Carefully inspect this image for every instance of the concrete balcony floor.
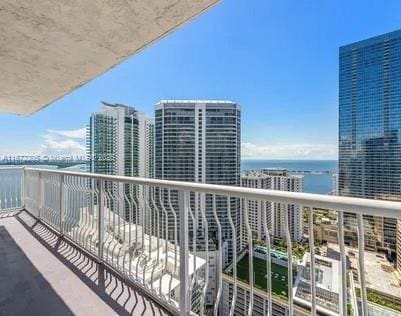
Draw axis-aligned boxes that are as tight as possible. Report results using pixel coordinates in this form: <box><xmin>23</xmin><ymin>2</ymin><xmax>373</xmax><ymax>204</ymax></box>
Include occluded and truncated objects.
<box><xmin>0</xmin><ymin>210</ymin><xmax>170</xmax><ymax>316</ymax></box>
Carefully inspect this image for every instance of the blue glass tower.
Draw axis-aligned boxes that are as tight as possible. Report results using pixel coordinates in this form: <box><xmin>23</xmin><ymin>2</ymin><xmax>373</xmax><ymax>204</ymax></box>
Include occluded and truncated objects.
<box><xmin>339</xmin><ymin>30</ymin><xmax>401</xmax><ymax>253</ymax></box>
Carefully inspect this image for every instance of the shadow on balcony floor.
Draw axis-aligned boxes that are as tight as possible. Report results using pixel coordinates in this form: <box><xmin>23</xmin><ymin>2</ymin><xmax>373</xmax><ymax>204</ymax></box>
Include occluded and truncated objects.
<box><xmin>0</xmin><ymin>211</ymin><xmax>170</xmax><ymax>316</ymax></box>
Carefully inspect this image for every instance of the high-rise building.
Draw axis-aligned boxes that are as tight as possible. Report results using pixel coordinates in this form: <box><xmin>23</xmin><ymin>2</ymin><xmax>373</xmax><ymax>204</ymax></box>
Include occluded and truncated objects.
<box><xmin>240</xmin><ymin>169</ymin><xmax>304</xmax><ymax>247</ymax></box>
<box><xmin>88</xmin><ymin>101</ymin><xmax>154</xmax><ymax>178</ymax></box>
<box><xmin>155</xmin><ymin>100</ymin><xmax>241</xmax><ymax>247</ymax></box>
<box><xmin>155</xmin><ymin>100</ymin><xmax>241</xmax><ymax>309</ymax></box>
<box><xmin>339</xmin><ymin>29</ymin><xmax>401</xmax><ymax>254</ymax></box>
<box><xmin>87</xmin><ymin>102</ymin><xmax>154</xmax><ymax>219</ymax></box>
<box><xmin>331</xmin><ymin>173</ymin><xmax>339</xmax><ymax>196</ymax></box>
<box><xmin>155</xmin><ymin>99</ymin><xmax>241</xmax><ymax>255</ymax></box>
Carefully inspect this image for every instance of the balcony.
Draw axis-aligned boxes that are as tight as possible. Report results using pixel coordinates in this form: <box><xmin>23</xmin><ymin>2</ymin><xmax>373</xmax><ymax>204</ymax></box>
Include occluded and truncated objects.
<box><xmin>1</xmin><ymin>167</ymin><xmax>401</xmax><ymax>315</ymax></box>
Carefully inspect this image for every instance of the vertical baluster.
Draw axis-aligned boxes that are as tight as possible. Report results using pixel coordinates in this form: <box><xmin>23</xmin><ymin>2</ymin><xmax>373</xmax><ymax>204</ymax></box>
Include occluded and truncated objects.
<box><xmin>5</xmin><ymin>170</ymin><xmax>9</xmax><ymax>209</ymax></box>
<box><xmin>262</xmin><ymin>200</ymin><xmax>272</xmax><ymax>316</ymax></box>
<box><xmin>64</xmin><ymin>176</ymin><xmax>72</xmax><ymax>236</ymax></box>
<box><xmin>167</xmin><ymin>189</ymin><xmax>178</xmax><ymax>302</ymax></box>
<box><xmin>227</xmin><ymin>196</ymin><xmax>237</xmax><ymax>316</ymax></box>
<box><xmin>308</xmin><ymin>207</ymin><xmax>316</xmax><ymax>315</ymax></box>
<box><xmin>199</xmin><ymin>191</ymin><xmax>209</xmax><ymax>315</ymax></box>
<box><xmin>338</xmin><ymin>211</ymin><xmax>348</xmax><ymax>316</ymax></box>
<box><xmin>59</xmin><ymin>174</ymin><xmax>65</xmax><ymax>235</ymax></box>
<box><xmin>187</xmin><ymin>196</ymin><xmax>195</xmax><ymax>306</ymax></box>
<box><xmin>283</xmin><ymin>203</ymin><xmax>293</xmax><ymax>315</ymax></box>
<box><xmin>357</xmin><ymin>214</ymin><xmax>368</xmax><ymax>316</ymax></box>
<box><xmin>159</xmin><ymin>187</ymin><xmax>169</xmax><ymax>298</ymax></box>
<box><xmin>150</xmin><ymin>186</ymin><xmax>161</xmax><ymax>292</ymax></box>
<box><xmin>212</xmin><ymin>194</ymin><xmax>222</xmax><ymax>316</ymax></box>
<box><xmin>128</xmin><ymin>183</ymin><xmax>134</xmax><ymax>276</ymax></box>
<box><xmin>14</xmin><ymin>170</ymin><xmax>18</xmax><ymax>208</ymax></box>
<box><xmin>131</xmin><ymin>184</ymin><xmax>139</xmax><ymax>279</ymax></box>
<box><xmin>179</xmin><ymin>190</ymin><xmax>190</xmax><ymax>315</ymax></box>
<box><xmin>243</xmin><ymin>198</ymin><xmax>253</xmax><ymax>316</ymax></box>
<box><xmin>142</xmin><ymin>185</ymin><xmax>153</xmax><ymax>287</ymax></box>
<box><xmin>136</xmin><ymin>184</ymin><xmax>145</xmax><ymax>281</ymax></box>
<box><xmin>21</xmin><ymin>167</ymin><xmax>25</xmax><ymax>210</ymax></box>
<box><xmin>98</xmin><ymin>179</ymin><xmax>105</xmax><ymax>261</ymax></box>
<box><xmin>38</xmin><ymin>171</ymin><xmax>43</xmax><ymax>219</ymax></box>
<box><xmin>82</xmin><ymin>177</ymin><xmax>91</xmax><ymax>249</ymax></box>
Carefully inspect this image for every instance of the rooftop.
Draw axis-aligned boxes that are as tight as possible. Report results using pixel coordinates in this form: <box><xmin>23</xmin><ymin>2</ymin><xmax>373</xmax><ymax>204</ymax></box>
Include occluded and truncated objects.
<box><xmin>293</xmin><ymin>253</ymin><xmax>342</xmax><ymax>316</ymax></box>
<box><xmin>226</xmin><ymin>253</ymin><xmax>290</xmax><ymax>300</ymax></box>
<box><xmin>297</xmin><ymin>253</ymin><xmax>340</xmax><ymax>294</ymax></box>
<box><xmin>340</xmin><ymin>28</ymin><xmax>401</xmax><ymax>51</ymax></box>
<box><xmin>329</xmin><ymin>243</ymin><xmax>401</xmax><ymax>298</ymax></box>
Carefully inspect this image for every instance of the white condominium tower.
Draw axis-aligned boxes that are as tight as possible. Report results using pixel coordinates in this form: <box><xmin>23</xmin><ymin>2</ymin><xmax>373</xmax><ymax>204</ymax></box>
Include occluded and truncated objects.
<box><xmin>88</xmin><ymin>101</ymin><xmax>154</xmax><ymax>178</ymax></box>
<box><xmin>155</xmin><ymin>100</ymin><xmax>241</xmax><ymax>259</ymax></box>
<box><xmin>87</xmin><ymin>102</ymin><xmax>154</xmax><ymax>219</ymax></box>
<box><xmin>241</xmin><ymin>169</ymin><xmax>304</xmax><ymax>245</ymax></box>
<box><xmin>332</xmin><ymin>173</ymin><xmax>339</xmax><ymax>196</ymax></box>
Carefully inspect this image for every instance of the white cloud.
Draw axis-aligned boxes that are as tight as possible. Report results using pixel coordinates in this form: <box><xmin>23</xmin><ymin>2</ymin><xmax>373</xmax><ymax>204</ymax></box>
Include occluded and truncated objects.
<box><xmin>0</xmin><ymin>127</ymin><xmax>87</xmax><ymax>159</ymax></box>
<box><xmin>46</xmin><ymin>127</ymin><xmax>86</xmax><ymax>139</ymax></box>
<box><xmin>38</xmin><ymin>127</ymin><xmax>86</xmax><ymax>157</ymax></box>
<box><xmin>242</xmin><ymin>142</ymin><xmax>337</xmax><ymax>160</ymax></box>
<box><xmin>41</xmin><ymin>137</ymin><xmax>85</xmax><ymax>156</ymax></box>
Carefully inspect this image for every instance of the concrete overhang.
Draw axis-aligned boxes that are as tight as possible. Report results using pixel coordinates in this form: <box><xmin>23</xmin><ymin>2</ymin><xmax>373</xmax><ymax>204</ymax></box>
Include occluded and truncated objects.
<box><xmin>0</xmin><ymin>0</ymin><xmax>220</xmax><ymax>115</ymax></box>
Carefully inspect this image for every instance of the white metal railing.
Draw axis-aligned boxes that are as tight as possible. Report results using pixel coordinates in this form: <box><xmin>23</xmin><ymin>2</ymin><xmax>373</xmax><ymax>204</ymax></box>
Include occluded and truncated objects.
<box><xmin>0</xmin><ymin>167</ymin><xmax>23</xmax><ymax>211</ymax></box>
<box><xmin>2</xmin><ymin>166</ymin><xmax>401</xmax><ymax>316</ymax></box>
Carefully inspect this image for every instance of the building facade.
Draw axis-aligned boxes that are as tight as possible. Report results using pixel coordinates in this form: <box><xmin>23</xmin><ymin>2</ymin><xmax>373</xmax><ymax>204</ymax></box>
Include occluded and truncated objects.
<box><xmin>331</xmin><ymin>173</ymin><xmax>339</xmax><ymax>196</ymax></box>
<box><xmin>155</xmin><ymin>100</ymin><xmax>241</xmax><ymax>252</ymax></box>
<box><xmin>220</xmin><ymin>277</ymin><xmax>292</xmax><ymax>316</ymax></box>
<box><xmin>240</xmin><ymin>169</ymin><xmax>304</xmax><ymax>247</ymax></box>
<box><xmin>339</xmin><ymin>30</ymin><xmax>401</xmax><ymax>254</ymax></box>
<box><xmin>88</xmin><ymin>102</ymin><xmax>154</xmax><ymax>178</ymax></box>
<box><xmin>293</xmin><ymin>254</ymin><xmax>342</xmax><ymax>315</ymax></box>
<box><xmin>155</xmin><ymin>100</ymin><xmax>241</xmax><ymax>307</ymax></box>
<box><xmin>87</xmin><ymin>102</ymin><xmax>154</xmax><ymax>219</ymax></box>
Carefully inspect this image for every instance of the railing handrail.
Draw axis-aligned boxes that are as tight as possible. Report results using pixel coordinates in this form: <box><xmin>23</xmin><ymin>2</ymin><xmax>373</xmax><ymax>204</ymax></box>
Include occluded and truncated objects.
<box><xmin>23</xmin><ymin>167</ymin><xmax>401</xmax><ymax>218</ymax></box>
<box><xmin>0</xmin><ymin>166</ymin><xmax>26</xmax><ymax>170</ymax></box>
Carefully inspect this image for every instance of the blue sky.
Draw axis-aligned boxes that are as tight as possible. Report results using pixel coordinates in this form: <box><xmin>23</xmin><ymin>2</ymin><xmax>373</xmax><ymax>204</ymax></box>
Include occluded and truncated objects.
<box><xmin>1</xmin><ymin>0</ymin><xmax>401</xmax><ymax>160</ymax></box>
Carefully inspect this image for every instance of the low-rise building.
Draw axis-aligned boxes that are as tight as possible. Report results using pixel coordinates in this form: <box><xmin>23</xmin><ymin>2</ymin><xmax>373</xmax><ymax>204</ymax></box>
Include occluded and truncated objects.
<box><xmin>293</xmin><ymin>253</ymin><xmax>342</xmax><ymax>316</ymax></box>
<box><xmin>221</xmin><ymin>276</ymin><xmax>294</xmax><ymax>316</ymax></box>
<box><xmin>241</xmin><ymin>169</ymin><xmax>304</xmax><ymax>249</ymax></box>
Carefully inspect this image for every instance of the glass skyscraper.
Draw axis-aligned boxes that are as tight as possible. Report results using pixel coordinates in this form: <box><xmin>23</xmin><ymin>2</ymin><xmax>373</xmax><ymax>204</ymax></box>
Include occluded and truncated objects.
<box><xmin>87</xmin><ymin>102</ymin><xmax>154</xmax><ymax>220</ymax></box>
<box><xmin>339</xmin><ymin>30</ymin><xmax>401</xmax><ymax>253</ymax></box>
<box><xmin>88</xmin><ymin>102</ymin><xmax>154</xmax><ymax>179</ymax></box>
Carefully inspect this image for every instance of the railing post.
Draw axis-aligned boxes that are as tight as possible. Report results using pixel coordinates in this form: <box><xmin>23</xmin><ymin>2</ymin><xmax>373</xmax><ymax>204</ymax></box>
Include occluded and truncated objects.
<box><xmin>357</xmin><ymin>214</ymin><xmax>368</xmax><ymax>316</ymax></box>
<box><xmin>308</xmin><ymin>207</ymin><xmax>316</xmax><ymax>316</ymax></box>
<box><xmin>21</xmin><ymin>167</ymin><xmax>25</xmax><ymax>210</ymax></box>
<box><xmin>38</xmin><ymin>171</ymin><xmax>43</xmax><ymax>219</ymax></box>
<box><xmin>179</xmin><ymin>190</ymin><xmax>190</xmax><ymax>316</ymax></box>
<box><xmin>59</xmin><ymin>174</ymin><xmax>65</xmax><ymax>234</ymax></box>
<box><xmin>98</xmin><ymin>179</ymin><xmax>105</xmax><ymax>261</ymax></box>
<box><xmin>338</xmin><ymin>211</ymin><xmax>348</xmax><ymax>316</ymax></box>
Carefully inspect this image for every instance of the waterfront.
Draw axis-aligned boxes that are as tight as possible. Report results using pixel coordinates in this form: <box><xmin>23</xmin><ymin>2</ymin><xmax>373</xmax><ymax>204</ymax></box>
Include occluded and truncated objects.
<box><xmin>2</xmin><ymin>161</ymin><xmax>336</xmax><ymax>195</ymax></box>
<box><xmin>242</xmin><ymin>160</ymin><xmax>337</xmax><ymax>194</ymax></box>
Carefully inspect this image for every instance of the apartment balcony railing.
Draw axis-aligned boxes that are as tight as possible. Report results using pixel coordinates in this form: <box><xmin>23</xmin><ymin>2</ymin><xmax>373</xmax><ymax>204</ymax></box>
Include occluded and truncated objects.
<box><xmin>1</xmin><ymin>166</ymin><xmax>401</xmax><ymax>316</ymax></box>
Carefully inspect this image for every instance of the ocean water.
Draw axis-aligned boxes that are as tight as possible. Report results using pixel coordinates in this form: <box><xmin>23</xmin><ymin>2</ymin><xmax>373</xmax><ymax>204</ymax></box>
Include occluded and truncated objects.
<box><xmin>1</xmin><ymin>161</ymin><xmax>336</xmax><ymax>201</ymax></box>
<box><xmin>241</xmin><ymin>160</ymin><xmax>338</xmax><ymax>195</ymax></box>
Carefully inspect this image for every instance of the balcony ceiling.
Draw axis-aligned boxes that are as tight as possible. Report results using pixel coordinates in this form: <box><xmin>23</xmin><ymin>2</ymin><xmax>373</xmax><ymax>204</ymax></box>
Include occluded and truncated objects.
<box><xmin>0</xmin><ymin>0</ymin><xmax>219</xmax><ymax>115</ymax></box>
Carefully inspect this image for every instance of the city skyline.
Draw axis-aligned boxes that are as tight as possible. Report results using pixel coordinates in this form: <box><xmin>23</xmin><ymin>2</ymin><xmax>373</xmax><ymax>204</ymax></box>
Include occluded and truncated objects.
<box><xmin>3</xmin><ymin>2</ymin><xmax>401</xmax><ymax>316</ymax></box>
<box><xmin>1</xmin><ymin>1</ymin><xmax>401</xmax><ymax>160</ymax></box>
